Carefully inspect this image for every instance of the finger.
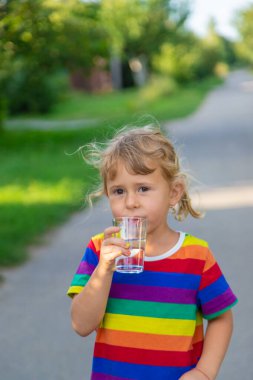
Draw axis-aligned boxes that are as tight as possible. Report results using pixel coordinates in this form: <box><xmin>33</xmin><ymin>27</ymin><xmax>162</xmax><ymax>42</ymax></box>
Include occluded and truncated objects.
<box><xmin>102</xmin><ymin>244</ymin><xmax>130</xmax><ymax>256</ymax></box>
<box><xmin>102</xmin><ymin>237</ymin><xmax>129</xmax><ymax>249</ymax></box>
<box><xmin>104</xmin><ymin>249</ymin><xmax>130</xmax><ymax>262</ymax></box>
<box><xmin>103</xmin><ymin>226</ymin><xmax>120</xmax><ymax>239</ymax></box>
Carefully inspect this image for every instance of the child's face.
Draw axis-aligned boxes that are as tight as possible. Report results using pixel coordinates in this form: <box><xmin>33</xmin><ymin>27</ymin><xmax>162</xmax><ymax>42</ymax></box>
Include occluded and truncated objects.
<box><xmin>107</xmin><ymin>160</ymin><xmax>183</xmax><ymax>237</ymax></box>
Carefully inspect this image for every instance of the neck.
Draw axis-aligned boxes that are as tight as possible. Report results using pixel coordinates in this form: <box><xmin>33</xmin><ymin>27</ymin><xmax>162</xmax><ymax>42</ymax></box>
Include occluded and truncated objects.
<box><xmin>146</xmin><ymin>225</ymin><xmax>179</xmax><ymax>257</ymax></box>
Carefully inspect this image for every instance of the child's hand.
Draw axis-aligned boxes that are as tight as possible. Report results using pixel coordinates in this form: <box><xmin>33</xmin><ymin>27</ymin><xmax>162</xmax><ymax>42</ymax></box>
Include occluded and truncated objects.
<box><xmin>99</xmin><ymin>226</ymin><xmax>130</xmax><ymax>273</ymax></box>
<box><xmin>179</xmin><ymin>368</ymin><xmax>211</xmax><ymax>380</ymax></box>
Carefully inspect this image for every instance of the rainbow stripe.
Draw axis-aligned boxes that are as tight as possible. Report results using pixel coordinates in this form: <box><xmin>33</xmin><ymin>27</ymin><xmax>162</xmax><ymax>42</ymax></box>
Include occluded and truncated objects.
<box><xmin>67</xmin><ymin>233</ymin><xmax>237</xmax><ymax>380</ymax></box>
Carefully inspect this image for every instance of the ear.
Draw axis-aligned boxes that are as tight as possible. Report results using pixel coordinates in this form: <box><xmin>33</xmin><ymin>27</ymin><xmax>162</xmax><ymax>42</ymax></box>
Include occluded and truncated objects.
<box><xmin>169</xmin><ymin>179</ymin><xmax>185</xmax><ymax>207</ymax></box>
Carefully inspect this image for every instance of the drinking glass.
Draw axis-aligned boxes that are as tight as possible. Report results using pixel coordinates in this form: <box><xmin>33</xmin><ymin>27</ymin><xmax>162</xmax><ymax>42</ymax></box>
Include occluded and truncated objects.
<box><xmin>113</xmin><ymin>217</ymin><xmax>147</xmax><ymax>274</ymax></box>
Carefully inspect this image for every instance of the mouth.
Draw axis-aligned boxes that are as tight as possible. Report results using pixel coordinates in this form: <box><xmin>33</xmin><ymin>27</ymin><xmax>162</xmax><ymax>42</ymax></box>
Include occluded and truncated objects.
<box><xmin>117</xmin><ymin>215</ymin><xmax>147</xmax><ymax>221</ymax></box>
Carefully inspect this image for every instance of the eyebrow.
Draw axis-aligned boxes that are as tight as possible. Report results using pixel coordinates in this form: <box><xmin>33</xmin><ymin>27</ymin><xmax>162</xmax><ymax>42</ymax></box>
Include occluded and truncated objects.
<box><xmin>108</xmin><ymin>182</ymin><xmax>153</xmax><ymax>190</ymax></box>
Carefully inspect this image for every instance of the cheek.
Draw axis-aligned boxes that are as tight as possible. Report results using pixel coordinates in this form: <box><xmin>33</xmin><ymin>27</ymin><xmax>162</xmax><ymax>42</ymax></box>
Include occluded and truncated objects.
<box><xmin>108</xmin><ymin>198</ymin><xmax>123</xmax><ymax>215</ymax></box>
<box><xmin>147</xmin><ymin>196</ymin><xmax>170</xmax><ymax>216</ymax></box>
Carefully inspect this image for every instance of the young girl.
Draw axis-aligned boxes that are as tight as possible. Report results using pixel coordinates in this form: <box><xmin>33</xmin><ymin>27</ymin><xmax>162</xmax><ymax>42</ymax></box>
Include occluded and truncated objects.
<box><xmin>67</xmin><ymin>125</ymin><xmax>237</xmax><ymax>380</ymax></box>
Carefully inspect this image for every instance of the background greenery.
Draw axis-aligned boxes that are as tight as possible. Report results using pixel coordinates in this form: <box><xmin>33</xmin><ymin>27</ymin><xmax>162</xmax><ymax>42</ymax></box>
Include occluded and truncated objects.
<box><xmin>0</xmin><ymin>0</ymin><xmax>238</xmax><ymax>120</ymax></box>
<box><xmin>0</xmin><ymin>0</ymin><xmax>252</xmax><ymax>267</ymax></box>
<box><xmin>0</xmin><ymin>78</ymin><xmax>221</xmax><ymax>266</ymax></box>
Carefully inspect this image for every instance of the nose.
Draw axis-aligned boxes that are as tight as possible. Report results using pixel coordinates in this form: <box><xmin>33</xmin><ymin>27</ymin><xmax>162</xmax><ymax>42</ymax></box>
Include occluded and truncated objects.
<box><xmin>125</xmin><ymin>192</ymin><xmax>139</xmax><ymax>209</ymax></box>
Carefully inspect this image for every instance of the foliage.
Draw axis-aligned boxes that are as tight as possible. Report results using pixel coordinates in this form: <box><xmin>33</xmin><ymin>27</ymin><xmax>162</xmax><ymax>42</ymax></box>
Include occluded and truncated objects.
<box><xmin>234</xmin><ymin>4</ymin><xmax>253</xmax><ymax>64</ymax></box>
<box><xmin>99</xmin><ymin>0</ymin><xmax>145</xmax><ymax>56</ymax></box>
<box><xmin>138</xmin><ymin>74</ymin><xmax>178</xmax><ymax>104</ymax></box>
<box><xmin>0</xmin><ymin>0</ymin><xmax>239</xmax><ymax>120</ymax></box>
<box><xmin>99</xmin><ymin>0</ymin><xmax>190</xmax><ymax>61</ymax></box>
<box><xmin>153</xmin><ymin>22</ymin><xmax>237</xmax><ymax>83</ymax></box>
<box><xmin>53</xmin><ymin>0</ymin><xmax>108</xmax><ymax>72</ymax></box>
<box><xmin>153</xmin><ymin>37</ymin><xmax>200</xmax><ymax>83</ymax></box>
<box><xmin>0</xmin><ymin>0</ymin><xmax>108</xmax><ymax>115</ymax></box>
<box><xmin>1</xmin><ymin>0</ymin><xmax>61</xmax><ymax>113</ymax></box>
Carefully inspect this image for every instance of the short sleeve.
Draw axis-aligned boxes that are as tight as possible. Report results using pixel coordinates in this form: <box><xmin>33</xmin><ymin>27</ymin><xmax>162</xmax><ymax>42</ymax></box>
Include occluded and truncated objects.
<box><xmin>197</xmin><ymin>248</ymin><xmax>238</xmax><ymax>320</ymax></box>
<box><xmin>67</xmin><ymin>235</ymin><xmax>101</xmax><ymax>298</ymax></box>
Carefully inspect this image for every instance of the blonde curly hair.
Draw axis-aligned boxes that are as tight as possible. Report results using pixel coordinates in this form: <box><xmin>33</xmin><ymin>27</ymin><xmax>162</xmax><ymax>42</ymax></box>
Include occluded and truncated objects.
<box><xmin>82</xmin><ymin>124</ymin><xmax>201</xmax><ymax>221</ymax></box>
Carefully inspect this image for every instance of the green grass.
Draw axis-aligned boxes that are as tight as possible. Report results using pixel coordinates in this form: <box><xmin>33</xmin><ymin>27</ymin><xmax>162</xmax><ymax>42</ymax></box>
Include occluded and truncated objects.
<box><xmin>0</xmin><ymin>127</ymin><xmax>108</xmax><ymax>266</ymax></box>
<box><xmin>0</xmin><ymin>76</ymin><xmax>222</xmax><ymax>267</ymax></box>
<box><xmin>15</xmin><ymin>76</ymin><xmax>221</xmax><ymax>122</ymax></box>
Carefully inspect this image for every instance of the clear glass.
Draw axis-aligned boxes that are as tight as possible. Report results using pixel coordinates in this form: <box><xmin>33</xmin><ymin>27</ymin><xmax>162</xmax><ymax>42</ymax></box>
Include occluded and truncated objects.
<box><xmin>112</xmin><ymin>217</ymin><xmax>147</xmax><ymax>274</ymax></box>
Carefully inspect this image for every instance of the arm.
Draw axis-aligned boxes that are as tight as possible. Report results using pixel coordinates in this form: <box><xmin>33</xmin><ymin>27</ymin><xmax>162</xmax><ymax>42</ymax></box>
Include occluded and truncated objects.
<box><xmin>71</xmin><ymin>264</ymin><xmax>114</xmax><ymax>337</ymax></box>
<box><xmin>70</xmin><ymin>226</ymin><xmax>129</xmax><ymax>337</ymax></box>
<box><xmin>180</xmin><ymin>309</ymin><xmax>234</xmax><ymax>380</ymax></box>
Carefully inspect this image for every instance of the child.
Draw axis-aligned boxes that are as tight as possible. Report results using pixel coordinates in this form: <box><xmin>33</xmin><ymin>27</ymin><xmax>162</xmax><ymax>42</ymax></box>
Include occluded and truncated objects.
<box><xmin>67</xmin><ymin>125</ymin><xmax>237</xmax><ymax>380</ymax></box>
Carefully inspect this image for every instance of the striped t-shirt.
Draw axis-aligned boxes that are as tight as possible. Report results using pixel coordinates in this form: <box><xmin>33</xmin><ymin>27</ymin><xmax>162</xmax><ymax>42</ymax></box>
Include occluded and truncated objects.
<box><xmin>67</xmin><ymin>232</ymin><xmax>237</xmax><ymax>380</ymax></box>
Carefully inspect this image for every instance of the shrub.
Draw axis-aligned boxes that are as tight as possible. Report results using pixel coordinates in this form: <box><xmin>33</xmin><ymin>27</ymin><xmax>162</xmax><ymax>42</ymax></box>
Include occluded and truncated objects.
<box><xmin>139</xmin><ymin>74</ymin><xmax>177</xmax><ymax>102</ymax></box>
<box><xmin>5</xmin><ymin>69</ymin><xmax>69</xmax><ymax>115</ymax></box>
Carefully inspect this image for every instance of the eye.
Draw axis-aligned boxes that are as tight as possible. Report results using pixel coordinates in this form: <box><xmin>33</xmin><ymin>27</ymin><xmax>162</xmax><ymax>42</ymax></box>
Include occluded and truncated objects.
<box><xmin>139</xmin><ymin>186</ymin><xmax>149</xmax><ymax>193</ymax></box>
<box><xmin>113</xmin><ymin>188</ymin><xmax>124</xmax><ymax>195</ymax></box>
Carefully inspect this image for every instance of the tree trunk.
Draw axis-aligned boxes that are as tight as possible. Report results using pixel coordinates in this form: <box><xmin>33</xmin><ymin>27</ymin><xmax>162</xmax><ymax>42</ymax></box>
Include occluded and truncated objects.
<box><xmin>110</xmin><ymin>55</ymin><xmax>122</xmax><ymax>90</ymax></box>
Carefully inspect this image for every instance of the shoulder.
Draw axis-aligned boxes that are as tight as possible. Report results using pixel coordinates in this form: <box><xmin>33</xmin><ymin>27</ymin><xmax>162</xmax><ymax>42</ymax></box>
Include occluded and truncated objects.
<box><xmin>179</xmin><ymin>233</ymin><xmax>211</xmax><ymax>261</ymax></box>
<box><xmin>183</xmin><ymin>233</ymin><xmax>209</xmax><ymax>249</ymax></box>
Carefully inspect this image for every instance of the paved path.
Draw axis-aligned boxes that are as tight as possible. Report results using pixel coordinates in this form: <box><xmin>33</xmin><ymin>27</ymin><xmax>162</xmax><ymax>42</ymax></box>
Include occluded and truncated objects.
<box><xmin>165</xmin><ymin>69</ymin><xmax>253</xmax><ymax>379</ymax></box>
<box><xmin>1</xmin><ymin>70</ymin><xmax>253</xmax><ymax>379</ymax></box>
<box><xmin>5</xmin><ymin>118</ymin><xmax>98</xmax><ymax>131</ymax></box>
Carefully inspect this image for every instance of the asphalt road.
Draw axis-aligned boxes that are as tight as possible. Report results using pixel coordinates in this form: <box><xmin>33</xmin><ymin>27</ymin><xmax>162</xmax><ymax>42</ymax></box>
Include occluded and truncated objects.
<box><xmin>0</xmin><ymin>70</ymin><xmax>252</xmax><ymax>379</ymax></box>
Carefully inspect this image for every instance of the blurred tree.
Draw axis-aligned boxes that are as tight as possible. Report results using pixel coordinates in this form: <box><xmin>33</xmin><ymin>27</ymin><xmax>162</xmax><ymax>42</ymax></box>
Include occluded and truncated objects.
<box><xmin>54</xmin><ymin>0</ymin><xmax>108</xmax><ymax>72</ymax></box>
<box><xmin>0</xmin><ymin>0</ymin><xmax>13</xmax><ymax>127</ymax></box>
<box><xmin>201</xmin><ymin>18</ymin><xmax>237</xmax><ymax>75</ymax></box>
<box><xmin>153</xmin><ymin>17</ymin><xmax>236</xmax><ymax>84</ymax></box>
<box><xmin>0</xmin><ymin>0</ymin><xmax>108</xmax><ymax>115</ymax></box>
<box><xmin>126</xmin><ymin>0</ymin><xmax>190</xmax><ymax>65</ymax></box>
<box><xmin>1</xmin><ymin>0</ymin><xmax>64</xmax><ymax>114</ymax></box>
<box><xmin>0</xmin><ymin>0</ymin><xmax>238</xmax><ymax>120</ymax></box>
<box><xmin>99</xmin><ymin>0</ymin><xmax>145</xmax><ymax>88</ymax></box>
<box><xmin>234</xmin><ymin>4</ymin><xmax>253</xmax><ymax>64</ymax></box>
<box><xmin>152</xmin><ymin>30</ymin><xmax>208</xmax><ymax>83</ymax></box>
<box><xmin>99</xmin><ymin>0</ymin><xmax>190</xmax><ymax>88</ymax></box>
